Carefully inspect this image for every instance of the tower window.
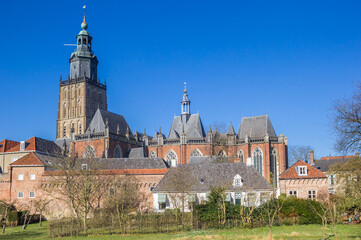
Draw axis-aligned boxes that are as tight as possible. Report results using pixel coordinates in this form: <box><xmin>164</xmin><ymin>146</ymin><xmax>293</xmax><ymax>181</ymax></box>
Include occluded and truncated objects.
<box><xmin>63</xmin><ymin>126</ymin><xmax>66</xmax><ymax>137</ymax></box>
<box><xmin>79</xmin><ymin>124</ymin><xmax>82</xmax><ymax>134</ymax></box>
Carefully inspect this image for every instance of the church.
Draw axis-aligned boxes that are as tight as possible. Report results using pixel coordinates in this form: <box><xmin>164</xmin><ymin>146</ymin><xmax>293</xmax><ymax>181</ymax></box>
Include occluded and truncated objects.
<box><xmin>55</xmin><ymin>14</ymin><xmax>288</xmax><ymax>186</ymax></box>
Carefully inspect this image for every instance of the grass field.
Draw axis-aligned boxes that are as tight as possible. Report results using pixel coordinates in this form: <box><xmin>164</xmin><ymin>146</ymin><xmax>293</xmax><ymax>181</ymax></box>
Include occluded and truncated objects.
<box><xmin>0</xmin><ymin>222</ymin><xmax>360</xmax><ymax>240</ymax></box>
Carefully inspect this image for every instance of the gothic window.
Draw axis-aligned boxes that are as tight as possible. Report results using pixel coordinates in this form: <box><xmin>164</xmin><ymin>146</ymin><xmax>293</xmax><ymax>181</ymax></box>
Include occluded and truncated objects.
<box><xmin>191</xmin><ymin>148</ymin><xmax>202</xmax><ymax>157</ymax></box>
<box><xmin>149</xmin><ymin>151</ymin><xmax>156</xmax><ymax>158</ymax></box>
<box><xmin>78</xmin><ymin>122</ymin><xmax>82</xmax><ymax>134</ymax></box>
<box><xmin>83</xmin><ymin>145</ymin><xmax>96</xmax><ymax>158</ymax></box>
<box><xmin>72</xmin><ymin>107</ymin><xmax>75</xmax><ymax>117</ymax></box>
<box><xmin>237</xmin><ymin>150</ymin><xmax>244</xmax><ymax>162</ymax></box>
<box><xmin>165</xmin><ymin>150</ymin><xmax>178</xmax><ymax>167</ymax></box>
<box><xmin>270</xmin><ymin>148</ymin><xmax>279</xmax><ymax>188</ymax></box>
<box><xmin>63</xmin><ymin>103</ymin><xmax>67</xmax><ymax>118</ymax></box>
<box><xmin>113</xmin><ymin>145</ymin><xmax>122</xmax><ymax>158</ymax></box>
<box><xmin>253</xmin><ymin>148</ymin><xmax>263</xmax><ymax>175</ymax></box>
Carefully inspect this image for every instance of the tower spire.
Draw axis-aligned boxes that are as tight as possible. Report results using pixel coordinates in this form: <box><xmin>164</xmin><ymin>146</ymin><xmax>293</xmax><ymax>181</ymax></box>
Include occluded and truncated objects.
<box><xmin>181</xmin><ymin>83</ymin><xmax>191</xmax><ymax>123</ymax></box>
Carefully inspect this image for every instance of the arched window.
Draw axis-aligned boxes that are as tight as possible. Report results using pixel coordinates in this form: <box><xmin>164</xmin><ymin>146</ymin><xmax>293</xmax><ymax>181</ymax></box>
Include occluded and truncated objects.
<box><xmin>63</xmin><ymin>123</ymin><xmax>66</xmax><ymax>137</ymax></box>
<box><xmin>270</xmin><ymin>148</ymin><xmax>279</xmax><ymax>188</ymax></box>
<box><xmin>237</xmin><ymin>150</ymin><xmax>244</xmax><ymax>162</ymax></box>
<box><xmin>83</xmin><ymin>145</ymin><xmax>96</xmax><ymax>158</ymax></box>
<box><xmin>113</xmin><ymin>145</ymin><xmax>122</xmax><ymax>158</ymax></box>
<box><xmin>165</xmin><ymin>150</ymin><xmax>178</xmax><ymax>167</ymax></box>
<box><xmin>149</xmin><ymin>151</ymin><xmax>156</xmax><ymax>158</ymax></box>
<box><xmin>63</xmin><ymin>103</ymin><xmax>67</xmax><ymax>118</ymax></box>
<box><xmin>191</xmin><ymin>148</ymin><xmax>202</xmax><ymax>157</ymax></box>
<box><xmin>253</xmin><ymin>148</ymin><xmax>263</xmax><ymax>175</ymax></box>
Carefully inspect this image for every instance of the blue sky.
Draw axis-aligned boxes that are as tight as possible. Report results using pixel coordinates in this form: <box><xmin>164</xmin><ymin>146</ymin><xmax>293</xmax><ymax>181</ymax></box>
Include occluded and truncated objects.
<box><xmin>0</xmin><ymin>0</ymin><xmax>360</xmax><ymax>158</ymax></box>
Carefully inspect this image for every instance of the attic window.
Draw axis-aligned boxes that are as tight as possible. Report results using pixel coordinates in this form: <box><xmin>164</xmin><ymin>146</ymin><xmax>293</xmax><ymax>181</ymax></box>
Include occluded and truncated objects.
<box><xmin>233</xmin><ymin>174</ymin><xmax>243</xmax><ymax>187</ymax></box>
<box><xmin>200</xmin><ymin>178</ymin><xmax>204</xmax><ymax>184</ymax></box>
<box><xmin>297</xmin><ymin>166</ymin><xmax>307</xmax><ymax>176</ymax></box>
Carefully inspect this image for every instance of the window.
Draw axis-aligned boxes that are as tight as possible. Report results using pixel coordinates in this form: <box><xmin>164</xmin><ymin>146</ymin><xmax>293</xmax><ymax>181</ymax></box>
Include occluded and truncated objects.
<box><xmin>260</xmin><ymin>193</ymin><xmax>270</xmax><ymax>203</ymax></box>
<box><xmin>18</xmin><ymin>192</ymin><xmax>24</xmax><ymax>198</ymax></box>
<box><xmin>30</xmin><ymin>174</ymin><xmax>36</xmax><ymax>180</ymax></box>
<box><xmin>18</xmin><ymin>174</ymin><xmax>24</xmax><ymax>181</ymax></box>
<box><xmin>233</xmin><ymin>174</ymin><xmax>243</xmax><ymax>187</ymax></box>
<box><xmin>235</xmin><ymin>193</ymin><xmax>242</xmax><ymax>205</ymax></box>
<box><xmin>63</xmin><ymin>125</ymin><xmax>66</xmax><ymax>137</ymax></box>
<box><xmin>11</xmin><ymin>156</ymin><xmax>18</xmax><ymax>163</ymax></box>
<box><xmin>253</xmin><ymin>148</ymin><xmax>263</xmax><ymax>175</ymax></box>
<box><xmin>149</xmin><ymin>151</ymin><xmax>156</xmax><ymax>158</ymax></box>
<box><xmin>83</xmin><ymin>145</ymin><xmax>96</xmax><ymax>158</ymax></box>
<box><xmin>158</xmin><ymin>194</ymin><xmax>166</xmax><ymax>210</ymax></box>
<box><xmin>150</xmin><ymin>186</ymin><xmax>155</xmax><ymax>192</ymax></box>
<box><xmin>109</xmin><ymin>187</ymin><xmax>115</xmax><ymax>196</ymax></box>
<box><xmin>191</xmin><ymin>149</ymin><xmax>202</xmax><ymax>157</ymax></box>
<box><xmin>270</xmin><ymin>148</ymin><xmax>279</xmax><ymax>188</ymax></box>
<box><xmin>308</xmin><ymin>190</ymin><xmax>316</xmax><ymax>200</ymax></box>
<box><xmin>218</xmin><ymin>150</ymin><xmax>226</xmax><ymax>157</ymax></box>
<box><xmin>298</xmin><ymin>166</ymin><xmax>307</xmax><ymax>176</ymax></box>
<box><xmin>29</xmin><ymin>191</ymin><xmax>35</xmax><ymax>198</ymax></box>
<box><xmin>113</xmin><ymin>145</ymin><xmax>122</xmax><ymax>158</ymax></box>
<box><xmin>81</xmin><ymin>164</ymin><xmax>88</xmax><ymax>170</ymax></box>
<box><xmin>329</xmin><ymin>175</ymin><xmax>336</xmax><ymax>186</ymax></box>
<box><xmin>289</xmin><ymin>190</ymin><xmax>297</xmax><ymax>197</ymax></box>
<box><xmin>165</xmin><ymin>150</ymin><xmax>178</xmax><ymax>167</ymax></box>
<box><xmin>237</xmin><ymin>150</ymin><xmax>244</xmax><ymax>162</ymax></box>
<box><xmin>247</xmin><ymin>193</ymin><xmax>256</xmax><ymax>207</ymax></box>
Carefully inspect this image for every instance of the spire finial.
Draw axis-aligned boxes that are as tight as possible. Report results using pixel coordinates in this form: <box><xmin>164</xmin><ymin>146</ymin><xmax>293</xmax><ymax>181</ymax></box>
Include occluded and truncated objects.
<box><xmin>184</xmin><ymin>82</ymin><xmax>187</xmax><ymax>93</ymax></box>
<box><xmin>81</xmin><ymin>5</ymin><xmax>88</xmax><ymax>30</ymax></box>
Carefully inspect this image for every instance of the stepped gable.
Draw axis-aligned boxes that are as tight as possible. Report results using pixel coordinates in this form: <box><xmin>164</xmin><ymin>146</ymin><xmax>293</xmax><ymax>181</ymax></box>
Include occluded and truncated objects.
<box><xmin>87</xmin><ymin>108</ymin><xmax>132</xmax><ymax>136</ymax></box>
<box><xmin>168</xmin><ymin>113</ymin><xmax>206</xmax><ymax>139</ymax></box>
<box><xmin>279</xmin><ymin>160</ymin><xmax>326</xmax><ymax>179</ymax></box>
<box><xmin>238</xmin><ymin>115</ymin><xmax>276</xmax><ymax>138</ymax></box>
<box><xmin>154</xmin><ymin>162</ymin><xmax>272</xmax><ymax>192</ymax></box>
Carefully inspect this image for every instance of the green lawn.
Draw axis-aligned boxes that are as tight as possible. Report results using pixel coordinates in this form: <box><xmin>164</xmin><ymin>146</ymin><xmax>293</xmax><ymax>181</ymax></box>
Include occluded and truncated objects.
<box><xmin>0</xmin><ymin>222</ymin><xmax>360</xmax><ymax>240</ymax></box>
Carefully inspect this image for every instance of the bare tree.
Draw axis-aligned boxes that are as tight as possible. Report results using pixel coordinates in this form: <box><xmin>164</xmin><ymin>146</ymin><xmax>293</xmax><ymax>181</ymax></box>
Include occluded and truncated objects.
<box><xmin>288</xmin><ymin>145</ymin><xmax>313</xmax><ymax>165</ymax></box>
<box><xmin>44</xmin><ymin>157</ymin><xmax>108</xmax><ymax>235</ymax></box>
<box><xmin>332</xmin><ymin>82</ymin><xmax>361</xmax><ymax>153</ymax></box>
<box><xmin>32</xmin><ymin>198</ymin><xmax>51</xmax><ymax>227</ymax></box>
<box><xmin>103</xmin><ymin>175</ymin><xmax>141</xmax><ymax>234</ymax></box>
<box><xmin>0</xmin><ymin>199</ymin><xmax>15</xmax><ymax>234</ymax></box>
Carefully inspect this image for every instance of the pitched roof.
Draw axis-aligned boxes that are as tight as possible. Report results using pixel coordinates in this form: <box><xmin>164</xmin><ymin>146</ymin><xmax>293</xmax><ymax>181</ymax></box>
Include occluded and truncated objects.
<box><xmin>2</xmin><ymin>137</ymin><xmax>61</xmax><ymax>154</ymax></box>
<box><xmin>154</xmin><ymin>162</ymin><xmax>272</xmax><ymax>192</ymax></box>
<box><xmin>10</xmin><ymin>152</ymin><xmax>58</xmax><ymax>166</ymax></box>
<box><xmin>189</xmin><ymin>156</ymin><xmax>228</xmax><ymax>164</ymax></box>
<box><xmin>0</xmin><ymin>139</ymin><xmax>19</xmax><ymax>153</ymax></box>
<box><xmin>279</xmin><ymin>160</ymin><xmax>326</xmax><ymax>179</ymax></box>
<box><xmin>238</xmin><ymin>115</ymin><xmax>276</xmax><ymax>138</ymax></box>
<box><xmin>86</xmin><ymin>109</ymin><xmax>133</xmax><ymax>136</ymax></box>
<box><xmin>168</xmin><ymin>113</ymin><xmax>206</xmax><ymax>139</ymax></box>
<box><xmin>313</xmin><ymin>156</ymin><xmax>354</xmax><ymax>172</ymax></box>
<box><xmin>129</xmin><ymin>147</ymin><xmax>146</xmax><ymax>158</ymax></box>
<box><xmin>227</xmin><ymin>122</ymin><xmax>236</xmax><ymax>135</ymax></box>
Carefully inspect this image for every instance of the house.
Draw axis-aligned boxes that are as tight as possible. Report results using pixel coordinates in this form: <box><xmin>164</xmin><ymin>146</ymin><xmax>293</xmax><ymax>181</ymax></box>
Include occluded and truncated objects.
<box><xmin>0</xmin><ymin>153</ymin><xmax>169</xmax><ymax>218</ymax></box>
<box><xmin>0</xmin><ymin>137</ymin><xmax>61</xmax><ymax>173</ymax></box>
<box><xmin>279</xmin><ymin>159</ymin><xmax>328</xmax><ymax>200</ymax></box>
<box><xmin>152</xmin><ymin>162</ymin><xmax>273</xmax><ymax>212</ymax></box>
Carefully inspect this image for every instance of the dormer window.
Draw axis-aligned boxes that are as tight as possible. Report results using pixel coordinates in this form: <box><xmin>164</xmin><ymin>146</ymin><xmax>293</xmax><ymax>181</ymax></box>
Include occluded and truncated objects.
<box><xmin>233</xmin><ymin>174</ymin><xmax>243</xmax><ymax>187</ymax></box>
<box><xmin>297</xmin><ymin>166</ymin><xmax>307</xmax><ymax>176</ymax></box>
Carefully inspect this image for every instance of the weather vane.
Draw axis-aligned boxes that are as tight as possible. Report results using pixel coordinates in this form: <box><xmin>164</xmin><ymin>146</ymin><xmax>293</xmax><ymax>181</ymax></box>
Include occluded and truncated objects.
<box><xmin>184</xmin><ymin>82</ymin><xmax>187</xmax><ymax>93</ymax></box>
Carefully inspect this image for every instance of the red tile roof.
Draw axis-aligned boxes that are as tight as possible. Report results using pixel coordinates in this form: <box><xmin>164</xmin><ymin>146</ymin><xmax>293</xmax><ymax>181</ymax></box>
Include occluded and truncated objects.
<box><xmin>319</xmin><ymin>155</ymin><xmax>354</xmax><ymax>160</ymax></box>
<box><xmin>279</xmin><ymin>159</ymin><xmax>326</xmax><ymax>179</ymax></box>
<box><xmin>10</xmin><ymin>152</ymin><xmax>44</xmax><ymax>166</ymax></box>
<box><xmin>2</xmin><ymin>137</ymin><xmax>60</xmax><ymax>154</ymax></box>
<box><xmin>43</xmin><ymin>168</ymin><xmax>168</xmax><ymax>176</ymax></box>
<box><xmin>0</xmin><ymin>139</ymin><xmax>19</xmax><ymax>153</ymax></box>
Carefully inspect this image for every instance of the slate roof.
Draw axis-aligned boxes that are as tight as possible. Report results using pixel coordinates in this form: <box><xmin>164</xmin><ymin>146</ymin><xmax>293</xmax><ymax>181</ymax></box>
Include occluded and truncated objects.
<box><xmin>1</xmin><ymin>137</ymin><xmax>61</xmax><ymax>154</ymax></box>
<box><xmin>154</xmin><ymin>162</ymin><xmax>272</xmax><ymax>192</ymax></box>
<box><xmin>238</xmin><ymin>115</ymin><xmax>276</xmax><ymax>138</ymax></box>
<box><xmin>189</xmin><ymin>156</ymin><xmax>228</xmax><ymax>164</ymax></box>
<box><xmin>313</xmin><ymin>156</ymin><xmax>354</xmax><ymax>172</ymax></box>
<box><xmin>10</xmin><ymin>152</ymin><xmax>59</xmax><ymax>166</ymax></box>
<box><xmin>168</xmin><ymin>113</ymin><xmax>206</xmax><ymax>139</ymax></box>
<box><xmin>75</xmin><ymin>157</ymin><xmax>168</xmax><ymax>170</ymax></box>
<box><xmin>129</xmin><ymin>147</ymin><xmax>146</xmax><ymax>158</ymax></box>
<box><xmin>87</xmin><ymin>108</ymin><xmax>133</xmax><ymax>136</ymax></box>
<box><xmin>279</xmin><ymin>160</ymin><xmax>326</xmax><ymax>180</ymax></box>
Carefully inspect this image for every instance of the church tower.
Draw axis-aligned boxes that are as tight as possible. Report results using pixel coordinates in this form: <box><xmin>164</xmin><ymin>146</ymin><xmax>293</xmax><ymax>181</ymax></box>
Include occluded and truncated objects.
<box><xmin>56</xmin><ymin>12</ymin><xmax>107</xmax><ymax>140</ymax></box>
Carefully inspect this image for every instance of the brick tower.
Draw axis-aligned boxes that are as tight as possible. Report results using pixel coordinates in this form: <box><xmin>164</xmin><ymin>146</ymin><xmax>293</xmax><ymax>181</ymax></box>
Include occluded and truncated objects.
<box><xmin>56</xmin><ymin>14</ymin><xmax>107</xmax><ymax>140</ymax></box>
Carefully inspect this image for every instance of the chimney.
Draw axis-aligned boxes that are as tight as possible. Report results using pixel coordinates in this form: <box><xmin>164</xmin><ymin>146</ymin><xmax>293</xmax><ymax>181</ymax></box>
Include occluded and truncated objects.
<box><xmin>310</xmin><ymin>150</ymin><xmax>314</xmax><ymax>165</ymax></box>
<box><xmin>20</xmin><ymin>141</ymin><xmax>25</xmax><ymax>151</ymax></box>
